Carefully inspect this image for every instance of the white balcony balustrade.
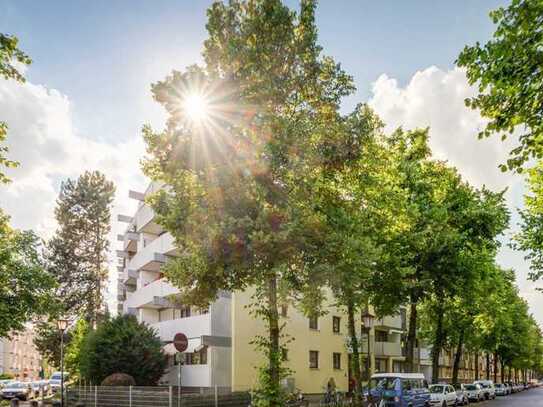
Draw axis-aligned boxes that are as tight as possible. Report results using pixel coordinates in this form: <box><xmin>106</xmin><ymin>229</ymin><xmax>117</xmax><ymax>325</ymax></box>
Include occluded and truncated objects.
<box><xmin>125</xmin><ymin>278</ymin><xmax>179</xmax><ymax>309</ymax></box>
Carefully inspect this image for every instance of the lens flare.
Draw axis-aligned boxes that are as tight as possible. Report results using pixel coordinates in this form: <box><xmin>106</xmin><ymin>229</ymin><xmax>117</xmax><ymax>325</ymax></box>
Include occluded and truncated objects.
<box><xmin>184</xmin><ymin>93</ymin><xmax>210</xmax><ymax>123</ymax></box>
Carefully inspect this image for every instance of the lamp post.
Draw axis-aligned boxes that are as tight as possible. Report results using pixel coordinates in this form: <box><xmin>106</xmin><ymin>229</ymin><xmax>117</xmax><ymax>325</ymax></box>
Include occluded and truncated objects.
<box><xmin>362</xmin><ymin>307</ymin><xmax>375</xmax><ymax>381</ymax></box>
<box><xmin>57</xmin><ymin>319</ymin><xmax>68</xmax><ymax>407</ymax></box>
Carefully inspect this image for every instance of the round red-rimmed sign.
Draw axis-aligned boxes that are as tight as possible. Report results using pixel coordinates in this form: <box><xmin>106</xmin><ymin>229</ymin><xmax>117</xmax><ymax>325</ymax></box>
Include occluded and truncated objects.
<box><xmin>173</xmin><ymin>332</ymin><xmax>188</xmax><ymax>353</ymax></box>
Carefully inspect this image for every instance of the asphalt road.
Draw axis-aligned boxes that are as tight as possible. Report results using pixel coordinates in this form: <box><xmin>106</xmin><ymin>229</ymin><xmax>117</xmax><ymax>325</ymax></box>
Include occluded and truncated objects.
<box><xmin>477</xmin><ymin>387</ymin><xmax>543</xmax><ymax>407</ymax></box>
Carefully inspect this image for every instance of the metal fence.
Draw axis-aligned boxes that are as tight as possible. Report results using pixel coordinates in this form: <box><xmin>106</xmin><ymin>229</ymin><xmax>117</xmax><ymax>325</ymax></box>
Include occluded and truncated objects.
<box><xmin>66</xmin><ymin>386</ymin><xmax>251</xmax><ymax>407</ymax></box>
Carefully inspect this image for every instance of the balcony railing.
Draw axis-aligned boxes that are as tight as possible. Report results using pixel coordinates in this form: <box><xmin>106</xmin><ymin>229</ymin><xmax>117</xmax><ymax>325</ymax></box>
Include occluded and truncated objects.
<box><xmin>125</xmin><ymin>278</ymin><xmax>179</xmax><ymax>309</ymax></box>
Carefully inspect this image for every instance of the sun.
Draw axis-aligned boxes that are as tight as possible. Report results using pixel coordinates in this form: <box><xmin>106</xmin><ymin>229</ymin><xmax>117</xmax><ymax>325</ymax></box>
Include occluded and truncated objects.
<box><xmin>183</xmin><ymin>93</ymin><xmax>210</xmax><ymax>123</ymax></box>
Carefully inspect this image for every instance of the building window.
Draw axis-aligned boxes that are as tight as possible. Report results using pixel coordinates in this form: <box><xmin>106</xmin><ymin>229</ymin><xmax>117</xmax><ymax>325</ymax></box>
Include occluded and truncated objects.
<box><xmin>184</xmin><ymin>348</ymin><xmax>208</xmax><ymax>365</ymax></box>
<box><xmin>309</xmin><ymin>351</ymin><xmax>319</xmax><ymax>369</ymax></box>
<box><xmin>375</xmin><ymin>330</ymin><xmax>388</xmax><ymax>342</ymax></box>
<box><xmin>281</xmin><ymin>304</ymin><xmax>288</xmax><ymax>317</ymax></box>
<box><xmin>332</xmin><ymin>316</ymin><xmax>341</xmax><ymax>334</ymax></box>
<box><xmin>309</xmin><ymin>316</ymin><xmax>318</xmax><ymax>330</ymax></box>
<box><xmin>282</xmin><ymin>348</ymin><xmax>288</xmax><ymax>361</ymax></box>
<box><xmin>333</xmin><ymin>353</ymin><xmax>341</xmax><ymax>370</ymax></box>
<box><xmin>375</xmin><ymin>358</ymin><xmax>387</xmax><ymax>373</ymax></box>
<box><xmin>180</xmin><ymin>306</ymin><xmax>191</xmax><ymax>318</ymax></box>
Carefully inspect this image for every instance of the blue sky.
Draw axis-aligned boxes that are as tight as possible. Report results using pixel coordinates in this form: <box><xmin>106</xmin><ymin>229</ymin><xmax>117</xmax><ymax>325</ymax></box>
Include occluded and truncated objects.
<box><xmin>1</xmin><ymin>0</ymin><xmax>505</xmax><ymax>141</ymax></box>
<box><xmin>3</xmin><ymin>0</ymin><xmax>541</xmax><ymax>323</ymax></box>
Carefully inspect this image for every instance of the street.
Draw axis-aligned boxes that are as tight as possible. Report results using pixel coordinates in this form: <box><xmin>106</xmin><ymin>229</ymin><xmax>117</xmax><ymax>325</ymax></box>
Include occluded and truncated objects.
<box><xmin>478</xmin><ymin>388</ymin><xmax>543</xmax><ymax>407</ymax></box>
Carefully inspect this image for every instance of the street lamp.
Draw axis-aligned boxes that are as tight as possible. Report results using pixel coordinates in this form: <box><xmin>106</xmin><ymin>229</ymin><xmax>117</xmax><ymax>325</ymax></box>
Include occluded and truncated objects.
<box><xmin>57</xmin><ymin>319</ymin><xmax>68</xmax><ymax>407</ymax></box>
<box><xmin>362</xmin><ymin>307</ymin><xmax>375</xmax><ymax>380</ymax></box>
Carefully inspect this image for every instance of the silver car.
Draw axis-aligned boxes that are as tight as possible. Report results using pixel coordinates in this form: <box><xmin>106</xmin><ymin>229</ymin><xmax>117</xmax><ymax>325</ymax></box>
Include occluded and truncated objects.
<box><xmin>453</xmin><ymin>384</ymin><xmax>469</xmax><ymax>405</ymax></box>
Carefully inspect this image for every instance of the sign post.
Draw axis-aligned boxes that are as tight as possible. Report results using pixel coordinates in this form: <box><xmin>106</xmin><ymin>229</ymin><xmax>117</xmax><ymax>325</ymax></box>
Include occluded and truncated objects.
<box><xmin>173</xmin><ymin>333</ymin><xmax>188</xmax><ymax>407</ymax></box>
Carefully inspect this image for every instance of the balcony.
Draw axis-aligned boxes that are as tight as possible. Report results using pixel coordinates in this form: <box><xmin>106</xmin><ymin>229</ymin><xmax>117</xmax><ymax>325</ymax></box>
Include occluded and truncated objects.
<box><xmin>374</xmin><ymin>341</ymin><xmax>403</xmax><ymax>357</ymax></box>
<box><xmin>122</xmin><ymin>269</ymin><xmax>138</xmax><ymax>285</ymax></box>
<box><xmin>128</xmin><ymin>233</ymin><xmax>177</xmax><ymax>272</ymax></box>
<box><xmin>374</xmin><ymin>314</ymin><xmax>403</xmax><ymax>331</ymax></box>
<box><xmin>151</xmin><ymin>313</ymin><xmax>212</xmax><ymax>342</ymax></box>
<box><xmin>125</xmin><ymin>278</ymin><xmax>179</xmax><ymax>309</ymax></box>
<box><xmin>122</xmin><ymin>231</ymin><xmax>139</xmax><ymax>253</ymax></box>
<box><xmin>162</xmin><ymin>364</ymin><xmax>211</xmax><ymax>387</ymax></box>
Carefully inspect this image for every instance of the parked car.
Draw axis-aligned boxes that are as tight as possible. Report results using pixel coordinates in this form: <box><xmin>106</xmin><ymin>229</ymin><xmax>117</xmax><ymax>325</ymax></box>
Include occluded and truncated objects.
<box><xmin>429</xmin><ymin>384</ymin><xmax>457</xmax><ymax>406</ymax></box>
<box><xmin>453</xmin><ymin>384</ymin><xmax>469</xmax><ymax>405</ymax></box>
<box><xmin>494</xmin><ymin>383</ymin><xmax>507</xmax><ymax>396</ymax></box>
<box><xmin>365</xmin><ymin>373</ymin><xmax>431</xmax><ymax>407</ymax></box>
<box><xmin>49</xmin><ymin>371</ymin><xmax>68</xmax><ymax>393</ymax></box>
<box><xmin>0</xmin><ymin>380</ymin><xmax>13</xmax><ymax>390</ymax></box>
<box><xmin>463</xmin><ymin>383</ymin><xmax>484</xmax><ymax>402</ymax></box>
<box><xmin>1</xmin><ymin>381</ymin><xmax>33</xmax><ymax>400</ymax></box>
<box><xmin>504</xmin><ymin>383</ymin><xmax>512</xmax><ymax>394</ymax></box>
<box><xmin>474</xmin><ymin>380</ymin><xmax>496</xmax><ymax>400</ymax></box>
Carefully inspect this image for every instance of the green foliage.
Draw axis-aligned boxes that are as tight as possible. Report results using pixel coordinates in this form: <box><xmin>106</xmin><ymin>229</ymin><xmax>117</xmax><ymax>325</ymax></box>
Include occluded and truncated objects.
<box><xmin>515</xmin><ymin>163</ymin><xmax>543</xmax><ymax>284</ymax></box>
<box><xmin>34</xmin><ymin>321</ymin><xmax>70</xmax><ymax>369</ymax></box>
<box><xmin>0</xmin><ymin>212</ymin><xmax>56</xmax><ymax>337</ymax></box>
<box><xmin>457</xmin><ymin>0</ymin><xmax>543</xmax><ymax>171</ymax></box>
<box><xmin>45</xmin><ymin>171</ymin><xmax>115</xmax><ymax>323</ymax></box>
<box><xmin>65</xmin><ymin>319</ymin><xmax>90</xmax><ymax>378</ymax></box>
<box><xmin>0</xmin><ymin>373</ymin><xmax>13</xmax><ymax>380</ymax></box>
<box><xmin>79</xmin><ymin>315</ymin><xmax>166</xmax><ymax>386</ymax></box>
<box><xmin>143</xmin><ymin>1</ymin><xmax>354</xmax><ymax>405</ymax></box>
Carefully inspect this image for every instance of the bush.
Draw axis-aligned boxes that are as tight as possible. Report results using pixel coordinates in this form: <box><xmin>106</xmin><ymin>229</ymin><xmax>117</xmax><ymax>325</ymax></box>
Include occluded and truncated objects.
<box><xmin>0</xmin><ymin>373</ymin><xmax>13</xmax><ymax>380</ymax></box>
<box><xmin>79</xmin><ymin>315</ymin><xmax>167</xmax><ymax>385</ymax></box>
<box><xmin>101</xmin><ymin>373</ymin><xmax>136</xmax><ymax>386</ymax></box>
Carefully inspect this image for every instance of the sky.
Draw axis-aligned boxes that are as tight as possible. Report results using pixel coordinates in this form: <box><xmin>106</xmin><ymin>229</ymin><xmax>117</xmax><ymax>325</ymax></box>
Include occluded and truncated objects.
<box><xmin>1</xmin><ymin>0</ymin><xmax>541</xmax><ymax>324</ymax></box>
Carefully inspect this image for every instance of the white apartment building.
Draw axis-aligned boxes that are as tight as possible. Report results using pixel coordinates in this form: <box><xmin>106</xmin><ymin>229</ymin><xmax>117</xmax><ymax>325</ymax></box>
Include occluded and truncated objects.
<box><xmin>117</xmin><ymin>183</ymin><xmax>232</xmax><ymax>388</ymax></box>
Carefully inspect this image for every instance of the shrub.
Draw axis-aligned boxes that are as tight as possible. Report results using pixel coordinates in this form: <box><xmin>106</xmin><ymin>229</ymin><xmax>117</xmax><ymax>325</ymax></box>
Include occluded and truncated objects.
<box><xmin>101</xmin><ymin>373</ymin><xmax>136</xmax><ymax>386</ymax></box>
<box><xmin>79</xmin><ymin>315</ymin><xmax>167</xmax><ymax>385</ymax></box>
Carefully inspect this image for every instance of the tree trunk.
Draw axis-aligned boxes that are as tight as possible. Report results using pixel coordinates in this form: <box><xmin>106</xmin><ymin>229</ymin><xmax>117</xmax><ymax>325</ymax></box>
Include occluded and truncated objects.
<box><xmin>431</xmin><ymin>300</ymin><xmax>445</xmax><ymax>384</ymax></box>
<box><xmin>500</xmin><ymin>359</ymin><xmax>505</xmax><ymax>384</ymax></box>
<box><xmin>405</xmin><ymin>297</ymin><xmax>418</xmax><ymax>373</ymax></box>
<box><xmin>475</xmin><ymin>351</ymin><xmax>479</xmax><ymax>380</ymax></box>
<box><xmin>347</xmin><ymin>299</ymin><xmax>363</xmax><ymax>407</ymax></box>
<box><xmin>486</xmin><ymin>353</ymin><xmax>490</xmax><ymax>380</ymax></box>
<box><xmin>493</xmin><ymin>352</ymin><xmax>498</xmax><ymax>383</ymax></box>
<box><xmin>267</xmin><ymin>275</ymin><xmax>281</xmax><ymax>407</ymax></box>
<box><xmin>452</xmin><ymin>330</ymin><xmax>464</xmax><ymax>384</ymax></box>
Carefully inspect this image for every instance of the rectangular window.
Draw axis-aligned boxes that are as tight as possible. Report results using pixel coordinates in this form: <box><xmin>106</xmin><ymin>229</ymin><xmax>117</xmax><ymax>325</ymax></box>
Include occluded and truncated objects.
<box><xmin>375</xmin><ymin>330</ymin><xmax>388</xmax><ymax>342</ymax></box>
<box><xmin>332</xmin><ymin>316</ymin><xmax>341</xmax><ymax>333</ymax></box>
<box><xmin>309</xmin><ymin>316</ymin><xmax>318</xmax><ymax>330</ymax></box>
<box><xmin>309</xmin><ymin>350</ymin><xmax>319</xmax><ymax>369</ymax></box>
<box><xmin>333</xmin><ymin>352</ymin><xmax>341</xmax><ymax>370</ymax></box>
<box><xmin>180</xmin><ymin>305</ymin><xmax>191</xmax><ymax>318</ymax></box>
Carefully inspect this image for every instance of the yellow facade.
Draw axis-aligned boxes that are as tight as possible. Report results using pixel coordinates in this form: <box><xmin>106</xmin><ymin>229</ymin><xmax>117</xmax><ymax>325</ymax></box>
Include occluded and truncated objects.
<box><xmin>231</xmin><ymin>288</ymin><xmax>378</xmax><ymax>393</ymax></box>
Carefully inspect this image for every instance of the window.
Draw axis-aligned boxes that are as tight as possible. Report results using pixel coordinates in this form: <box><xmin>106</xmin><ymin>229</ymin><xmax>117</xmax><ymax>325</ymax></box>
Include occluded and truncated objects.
<box><xmin>375</xmin><ymin>330</ymin><xmax>388</xmax><ymax>342</ymax></box>
<box><xmin>332</xmin><ymin>316</ymin><xmax>341</xmax><ymax>334</ymax></box>
<box><xmin>309</xmin><ymin>351</ymin><xmax>319</xmax><ymax>369</ymax></box>
<box><xmin>375</xmin><ymin>358</ymin><xmax>387</xmax><ymax>373</ymax></box>
<box><xmin>309</xmin><ymin>315</ymin><xmax>318</xmax><ymax>330</ymax></box>
<box><xmin>184</xmin><ymin>348</ymin><xmax>208</xmax><ymax>365</ymax></box>
<box><xmin>281</xmin><ymin>304</ymin><xmax>288</xmax><ymax>317</ymax></box>
<box><xmin>333</xmin><ymin>352</ymin><xmax>341</xmax><ymax>370</ymax></box>
<box><xmin>180</xmin><ymin>305</ymin><xmax>191</xmax><ymax>318</ymax></box>
<box><xmin>282</xmin><ymin>348</ymin><xmax>288</xmax><ymax>361</ymax></box>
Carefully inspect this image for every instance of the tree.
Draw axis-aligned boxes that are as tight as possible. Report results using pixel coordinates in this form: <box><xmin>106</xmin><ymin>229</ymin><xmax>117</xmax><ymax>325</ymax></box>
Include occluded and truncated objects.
<box><xmin>305</xmin><ymin>105</ymin><xmax>407</xmax><ymax>403</ymax></box>
<box><xmin>79</xmin><ymin>315</ymin><xmax>166</xmax><ymax>386</ymax></box>
<box><xmin>0</xmin><ymin>218</ymin><xmax>56</xmax><ymax>337</ymax></box>
<box><xmin>142</xmin><ymin>1</ymin><xmax>353</xmax><ymax>405</ymax></box>
<box><xmin>457</xmin><ymin>0</ymin><xmax>543</xmax><ymax>171</ymax></box>
<box><xmin>515</xmin><ymin>163</ymin><xmax>543</xmax><ymax>284</ymax></box>
<box><xmin>45</xmin><ymin>171</ymin><xmax>115</xmax><ymax>324</ymax></box>
<box><xmin>383</xmin><ymin>129</ymin><xmax>509</xmax><ymax>375</ymax></box>
<box><xmin>33</xmin><ymin>321</ymin><xmax>70</xmax><ymax>369</ymax></box>
<box><xmin>65</xmin><ymin>319</ymin><xmax>90</xmax><ymax>378</ymax></box>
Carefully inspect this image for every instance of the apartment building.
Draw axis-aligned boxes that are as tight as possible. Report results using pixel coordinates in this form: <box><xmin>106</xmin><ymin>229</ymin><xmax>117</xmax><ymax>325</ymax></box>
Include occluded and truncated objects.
<box><xmin>0</xmin><ymin>326</ymin><xmax>43</xmax><ymax>380</ymax></box>
<box><xmin>117</xmin><ymin>183</ymin><xmax>415</xmax><ymax>393</ymax></box>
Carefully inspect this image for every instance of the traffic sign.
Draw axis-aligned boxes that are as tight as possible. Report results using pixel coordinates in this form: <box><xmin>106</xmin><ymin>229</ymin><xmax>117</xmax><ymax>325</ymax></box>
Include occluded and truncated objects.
<box><xmin>173</xmin><ymin>332</ymin><xmax>188</xmax><ymax>353</ymax></box>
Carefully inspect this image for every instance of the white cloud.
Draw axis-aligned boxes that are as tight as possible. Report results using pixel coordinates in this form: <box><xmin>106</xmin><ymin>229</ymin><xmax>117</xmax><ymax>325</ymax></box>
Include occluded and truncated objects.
<box><xmin>368</xmin><ymin>66</ymin><xmax>543</xmax><ymax>327</ymax></box>
<box><xmin>0</xmin><ymin>75</ymin><xmax>148</xmax><ymax>310</ymax></box>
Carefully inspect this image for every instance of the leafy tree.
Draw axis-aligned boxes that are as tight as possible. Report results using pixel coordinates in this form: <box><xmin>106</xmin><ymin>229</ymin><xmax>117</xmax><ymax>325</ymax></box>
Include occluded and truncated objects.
<box><xmin>142</xmin><ymin>1</ymin><xmax>353</xmax><ymax>404</ymax></box>
<box><xmin>0</xmin><ymin>217</ymin><xmax>56</xmax><ymax>337</ymax></box>
<box><xmin>33</xmin><ymin>321</ymin><xmax>70</xmax><ymax>369</ymax></box>
<box><xmin>65</xmin><ymin>319</ymin><xmax>90</xmax><ymax>378</ymax></box>
<box><xmin>457</xmin><ymin>0</ymin><xmax>543</xmax><ymax>171</ymax></box>
<box><xmin>515</xmin><ymin>163</ymin><xmax>543</xmax><ymax>284</ymax></box>
<box><xmin>45</xmin><ymin>171</ymin><xmax>115</xmax><ymax>324</ymax></box>
<box><xmin>79</xmin><ymin>315</ymin><xmax>166</xmax><ymax>386</ymax></box>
